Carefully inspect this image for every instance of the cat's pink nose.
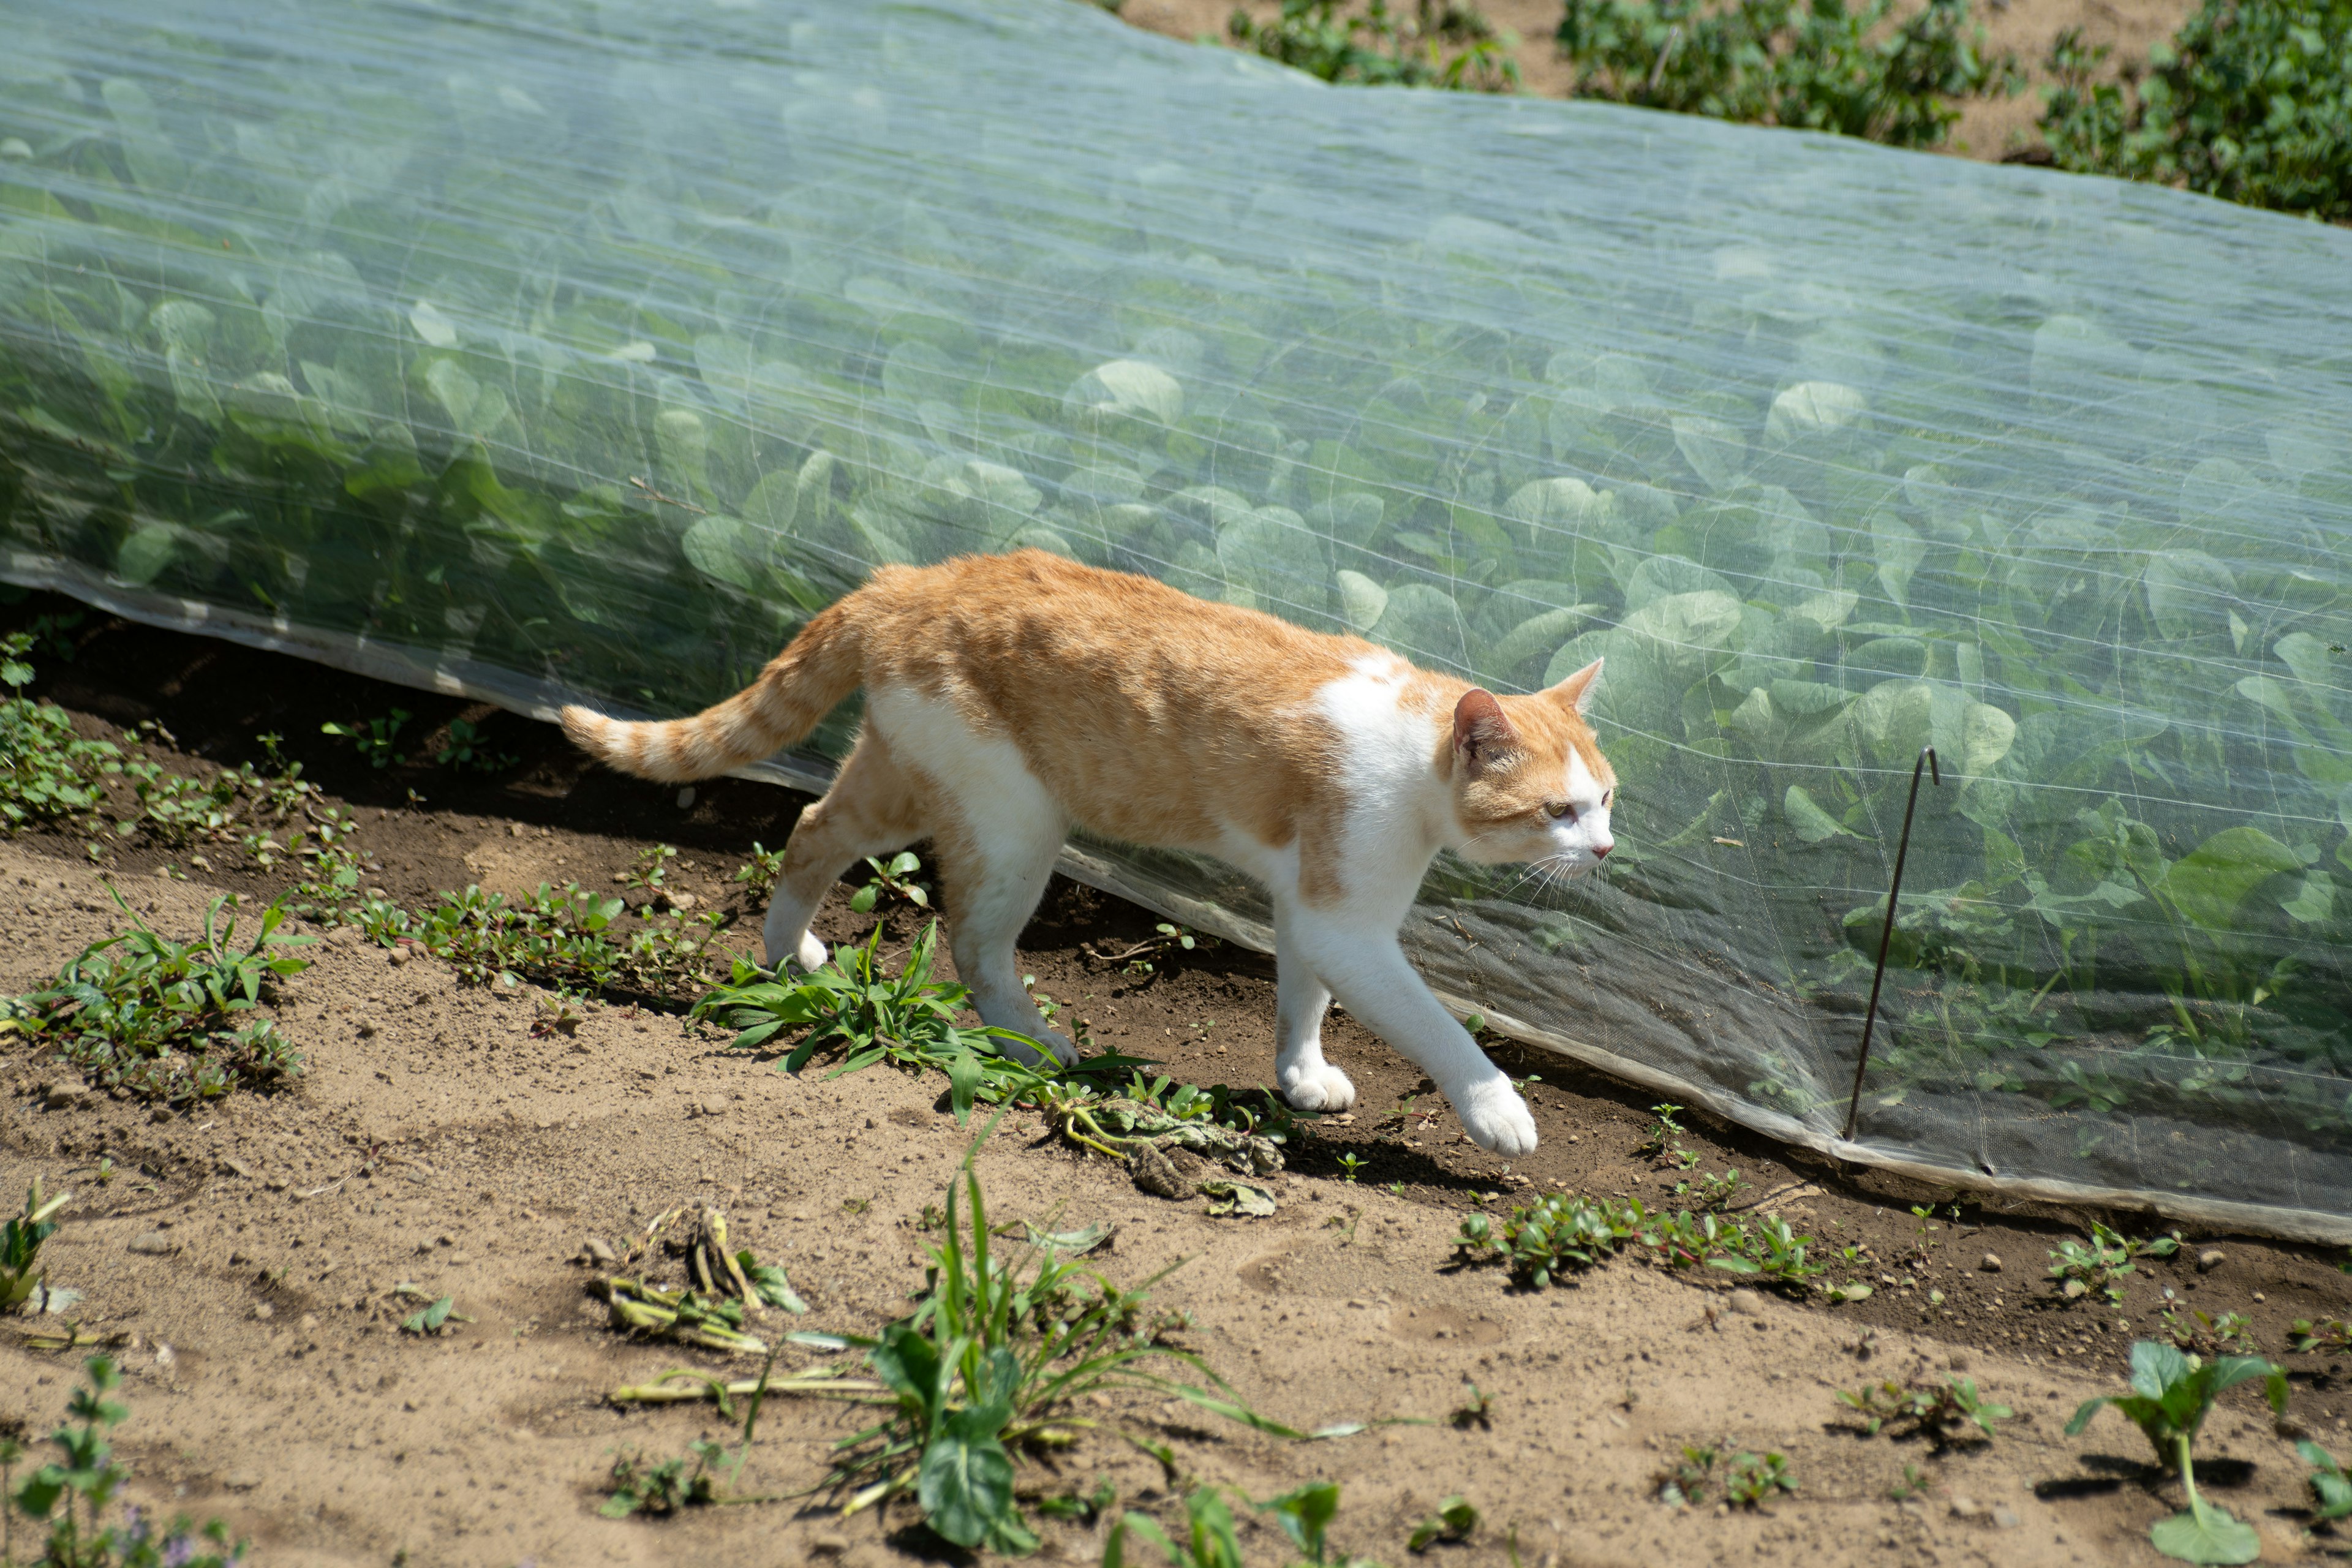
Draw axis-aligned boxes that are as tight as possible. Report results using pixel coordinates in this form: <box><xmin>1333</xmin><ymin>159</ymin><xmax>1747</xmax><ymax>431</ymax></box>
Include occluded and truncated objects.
<box><xmin>1592</xmin><ymin>840</ymin><xmax>1613</xmax><ymax>859</ymax></box>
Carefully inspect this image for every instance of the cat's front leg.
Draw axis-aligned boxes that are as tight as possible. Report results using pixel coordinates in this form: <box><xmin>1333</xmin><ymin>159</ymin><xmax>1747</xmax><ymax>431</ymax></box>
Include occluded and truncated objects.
<box><xmin>1283</xmin><ymin>911</ymin><xmax>1536</xmax><ymax>1157</ymax></box>
<box><xmin>1273</xmin><ymin>906</ymin><xmax>1353</xmax><ymax>1112</ymax></box>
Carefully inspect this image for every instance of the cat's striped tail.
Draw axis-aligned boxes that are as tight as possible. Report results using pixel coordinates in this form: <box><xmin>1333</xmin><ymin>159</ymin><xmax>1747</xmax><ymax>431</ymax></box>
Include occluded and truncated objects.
<box><xmin>560</xmin><ymin>598</ymin><xmax>865</xmax><ymax>783</ymax></box>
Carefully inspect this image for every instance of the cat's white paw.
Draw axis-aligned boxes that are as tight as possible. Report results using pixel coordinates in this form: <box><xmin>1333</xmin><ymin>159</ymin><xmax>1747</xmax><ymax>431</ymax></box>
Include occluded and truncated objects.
<box><xmin>1000</xmin><ymin>1029</ymin><xmax>1080</xmax><ymax>1069</ymax></box>
<box><xmin>1452</xmin><ymin>1077</ymin><xmax>1539</xmax><ymax>1158</ymax></box>
<box><xmin>793</xmin><ymin>930</ymin><xmax>829</xmax><ymax>973</ymax></box>
<box><xmin>1279</xmin><ymin>1062</ymin><xmax>1357</xmax><ymax>1113</ymax></box>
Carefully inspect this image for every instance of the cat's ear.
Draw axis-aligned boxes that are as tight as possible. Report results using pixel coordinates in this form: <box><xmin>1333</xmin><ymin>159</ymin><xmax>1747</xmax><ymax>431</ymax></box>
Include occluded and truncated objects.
<box><xmin>1544</xmin><ymin>657</ymin><xmax>1604</xmax><ymax>717</ymax></box>
<box><xmin>1452</xmin><ymin>688</ymin><xmax>1520</xmax><ymax>772</ymax></box>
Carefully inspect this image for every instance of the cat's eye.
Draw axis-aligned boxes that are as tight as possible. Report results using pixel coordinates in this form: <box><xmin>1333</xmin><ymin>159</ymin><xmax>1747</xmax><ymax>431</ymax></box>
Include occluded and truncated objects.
<box><xmin>1602</xmin><ymin>789</ymin><xmax>1613</xmax><ymax>807</ymax></box>
<box><xmin>1544</xmin><ymin>800</ymin><xmax>1574</xmax><ymax>821</ymax></box>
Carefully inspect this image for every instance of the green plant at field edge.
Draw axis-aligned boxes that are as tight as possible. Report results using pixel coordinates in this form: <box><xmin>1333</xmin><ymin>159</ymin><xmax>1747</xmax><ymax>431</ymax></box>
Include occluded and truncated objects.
<box><xmin>1555</xmin><ymin>0</ymin><xmax>2018</xmax><ymax>149</ymax></box>
<box><xmin>2036</xmin><ymin>0</ymin><xmax>2352</xmax><ymax>222</ymax></box>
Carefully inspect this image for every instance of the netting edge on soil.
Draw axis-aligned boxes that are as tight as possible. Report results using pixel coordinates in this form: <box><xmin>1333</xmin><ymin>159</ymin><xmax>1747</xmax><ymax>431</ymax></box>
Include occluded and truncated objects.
<box><xmin>11</xmin><ymin>552</ymin><xmax>2345</xmax><ymax>1247</ymax></box>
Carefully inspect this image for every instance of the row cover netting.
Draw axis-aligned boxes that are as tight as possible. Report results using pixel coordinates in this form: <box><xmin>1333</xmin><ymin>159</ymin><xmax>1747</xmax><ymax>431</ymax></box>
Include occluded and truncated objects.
<box><xmin>4</xmin><ymin>0</ymin><xmax>2351</xmax><ymax>1232</ymax></box>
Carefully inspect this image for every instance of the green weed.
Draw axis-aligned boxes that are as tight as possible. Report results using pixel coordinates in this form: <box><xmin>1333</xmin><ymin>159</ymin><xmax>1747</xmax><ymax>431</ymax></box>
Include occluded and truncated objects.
<box><xmin>410</xmin><ymin>882</ymin><xmax>725</xmax><ymax>1001</ymax></box>
<box><xmin>0</xmin><ymin>1180</ymin><xmax>70</xmax><ymax>1315</ymax></box>
<box><xmin>808</xmin><ymin>1147</ymin><xmax>1300</xmax><ymax>1554</ymax></box>
<box><xmin>1834</xmin><ymin>1376</ymin><xmax>2011</xmax><ymax>1446</ymax></box>
<box><xmin>431</xmin><ymin>718</ymin><xmax>515</xmax><ymax>773</ymax></box>
<box><xmin>1407</xmin><ymin>1494</ymin><xmax>1478</xmax><ymax>1551</ymax></box>
<box><xmin>849</xmin><ymin>850</ymin><xmax>929</xmax><ymax>916</ymax></box>
<box><xmin>397</xmin><ymin>1295</ymin><xmax>470</xmax><ymax>1336</ymax></box>
<box><xmin>2162</xmin><ymin>1307</ymin><xmax>2258</xmax><ymax>1359</ymax></box>
<box><xmin>1655</xmin><ymin>1445</ymin><xmax>1719</xmax><ymax>1507</ymax></box>
<box><xmin>320</xmin><ymin>710</ymin><xmax>409</xmax><ymax>769</ymax></box>
<box><xmin>1455</xmin><ymin>1193</ymin><xmax>1648</xmax><ymax>1287</ymax></box>
<box><xmin>2048</xmin><ymin>1222</ymin><xmax>2179</xmax><ymax>1305</ymax></box>
<box><xmin>2067</xmin><ymin>1340</ymin><xmax>2288</xmax><ymax>1564</ymax></box>
<box><xmin>730</xmin><ymin>843</ymin><xmax>787</xmax><ymax>900</ymax></box>
<box><xmin>1335</xmin><ymin>1153</ymin><xmax>1366</xmax><ymax>1183</ymax></box>
<box><xmin>1231</xmin><ymin>1</ymin><xmax>1520</xmax><ymax>93</ymax></box>
<box><xmin>1722</xmin><ymin>1452</ymin><xmax>1797</xmax><ymax>1507</ymax></box>
<box><xmin>0</xmin><ymin>633</ymin><xmax>120</xmax><ymax>835</ymax></box>
<box><xmin>2302</xmin><ymin>1440</ymin><xmax>2352</xmax><ymax>1525</ymax></box>
<box><xmin>1556</xmin><ymin>0</ymin><xmax>2016</xmax><ymax>149</ymax></box>
<box><xmin>623</xmin><ymin>843</ymin><xmax>676</xmax><ymax>892</ymax></box>
<box><xmin>2290</xmin><ymin>1318</ymin><xmax>2351</xmax><ymax>1355</ymax></box>
<box><xmin>0</xmin><ymin>1355</ymin><xmax>243</xmax><ymax>1566</ymax></box>
<box><xmin>4</xmin><ymin>892</ymin><xmax>307</xmax><ymax>1104</ymax></box>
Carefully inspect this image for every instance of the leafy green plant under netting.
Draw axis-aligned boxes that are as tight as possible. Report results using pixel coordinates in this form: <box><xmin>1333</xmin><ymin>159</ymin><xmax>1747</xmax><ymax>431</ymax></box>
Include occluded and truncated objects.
<box><xmin>2038</xmin><ymin>0</ymin><xmax>2352</xmax><ymax>223</ymax></box>
<box><xmin>1</xmin><ymin>0</ymin><xmax>2350</xmax><ymax>1229</ymax></box>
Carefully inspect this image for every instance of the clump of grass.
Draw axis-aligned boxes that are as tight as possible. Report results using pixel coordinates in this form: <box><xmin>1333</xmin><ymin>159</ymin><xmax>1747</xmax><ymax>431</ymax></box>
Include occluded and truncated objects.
<box><xmin>1455</xmin><ymin>1192</ymin><xmax>1648</xmax><ymax>1287</ymax></box>
<box><xmin>0</xmin><ymin>1355</ymin><xmax>245</xmax><ymax>1565</ymax></box>
<box><xmin>694</xmin><ymin>921</ymin><xmax>1147</xmax><ymax>1122</ymax></box>
<box><xmin>4</xmin><ymin>892</ymin><xmax>307</xmax><ymax>1104</ymax></box>
<box><xmin>1407</xmin><ymin>1494</ymin><xmax>1479</xmax><ymax>1551</ymax></box>
<box><xmin>802</xmin><ymin>1141</ymin><xmax>1306</xmax><ymax>1553</ymax></box>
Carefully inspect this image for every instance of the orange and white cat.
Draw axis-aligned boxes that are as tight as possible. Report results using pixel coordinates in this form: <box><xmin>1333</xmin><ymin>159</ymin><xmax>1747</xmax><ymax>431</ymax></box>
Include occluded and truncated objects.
<box><xmin>563</xmin><ymin>550</ymin><xmax>1613</xmax><ymax>1156</ymax></box>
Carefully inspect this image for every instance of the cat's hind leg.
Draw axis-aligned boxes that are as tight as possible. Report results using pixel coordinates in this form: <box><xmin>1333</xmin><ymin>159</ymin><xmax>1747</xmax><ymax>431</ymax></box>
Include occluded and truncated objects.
<box><xmin>763</xmin><ymin>728</ymin><xmax>925</xmax><ymax>971</ymax></box>
<box><xmin>864</xmin><ymin>685</ymin><xmax>1076</xmax><ymax>1066</ymax></box>
<box><xmin>1273</xmin><ymin>900</ymin><xmax>1354</xmax><ymax>1112</ymax></box>
<box><xmin>932</xmin><ymin>797</ymin><xmax>1074</xmax><ymax>1066</ymax></box>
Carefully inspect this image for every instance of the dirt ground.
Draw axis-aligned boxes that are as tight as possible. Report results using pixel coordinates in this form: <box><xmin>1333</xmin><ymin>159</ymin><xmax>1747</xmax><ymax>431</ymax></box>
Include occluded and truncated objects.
<box><xmin>1115</xmin><ymin>0</ymin><xmax>2194</xmax><ymax>162</ymax></box>
<box><xmin>1</xmin><ymin>600</ymin><xmax>2348</xmax><ymax>1566</ymax></box>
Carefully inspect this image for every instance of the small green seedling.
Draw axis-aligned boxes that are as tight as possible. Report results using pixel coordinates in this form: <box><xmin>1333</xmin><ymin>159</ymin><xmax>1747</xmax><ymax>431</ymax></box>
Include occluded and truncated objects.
<box><xmin>624</xmin><ymin>843</ymin><xmax>677</xmax><ymax>891</ymax></box>
<box><xmin>1256</xmin><ymin>1479</ymin><xmax>1371</xmax><ymax>1566</ymax></box>
<box><xmin>6</xmin><ymin>1355</ymin><xmax>243</xmax><ymax>1565</ymax></box>
<box><xmin>2301</xmin><ymin>1441</ymin><xmax>2352</xmax><ymax>1523</ymax></box>
<box><xmin>2290</xmin><ymin>1317</ymin><xmax>2351</xmax><ymax>1356</ymax></box>
<box><xmin>1455</xmin><ymin>1191</ymin><xmax>1648</xmax><ymax>1287</ymax></box>
<box><xmin>1672</xmin><ymin>1167</ymin><xmax>1743</xmax><ymax>1211</ymax></box>
<box><xmin>1656</xmin><ymin>1445</ymin><xmax>1718</xmax><ymax>1507</ymax></box>
<box><xmin>399</xmin><ymin>1295</ymin><xmax>472</xmax><ymax>1335</ymax></box>
<box><xmin>2162</xmin><ymin>1307</ymin><xmax>2257</xmax><ymax>1358</ymax></box>
<box><xmin>1635</xmin><ymin>1103</ymin><xmax>1687</xmax><ymax>1160</ymax></box>
<box><xmin>0</xmin><ymin>1179</ymin><xmax>71</xmax><ymax>1313</ymax></box>
<box><xmin>1722</xmin><ymin>1452</ymin><xmax>1796</xmax><ymax>1507</ymax></box>
<box><xmin>1386</xmin><ymin>1181</ymin><xmax>1406</xmax><ymax>1198</ymax></box>
<box><xmin>602</xmin><ymin>1440</ymin><xmax>725</xmax><ymax>1517</ymax></box>
<box><xmin>1408</xmin><ymin>1494</ymin><xmax>1478</xmax><ymax>1551</ymax></box>
<box><xmin>1038</xmin><ymin>1476</ymin><xmax>1119</xmax><ymax>1523</ymax></box>
<box><xmin>1835</xmin><ymin>1376</ymin><xmax>2011</xmax><ymax>1447</ymax></box>
<box><xmin>1887</xmin><ymin>1463</ymin><xmax>1930</xmax><ymax>1501</ymax></box>
<box><xmin>2048</xmin><ymin>1221</ymin><xmax>2178</xmax><ymax>1305</ymax></box>
<box><xmin>1335</xmin><ymin>1153</ymin><xmax>1366</xmax><ymax>1183</ymax></box>
<box><xmin>1449</xmin><ymin>1380</ymin><xmax>1493</xmax><ymax>1430</ymax></box>
<box><xmin>2066</xmin><ymin>1340</ymin><xmax>2288</xmax><ymax>1564</ymax></box>
<box><xmin>322</xmin><ymin>709</ymin><xmax>409</xmax><ymax>767</ymax></box>
<box><xmin>848</xmin><ymin>850</ymin><xmax>928</xmax><ymax>914</ymax></box>
<box><xmin>732</xmin><ymin>842</ymin><xmax>787</xmax><ymax>898</ymax></box>
<box><xmin>432</xmin><ymin>717</ymin><xmax>516</xmax><ymax>772</ymax></box>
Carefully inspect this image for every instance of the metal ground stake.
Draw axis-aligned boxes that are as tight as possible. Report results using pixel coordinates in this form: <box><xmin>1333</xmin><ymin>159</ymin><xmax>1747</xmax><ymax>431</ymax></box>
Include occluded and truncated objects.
<box><xmin>1841</xmin><ymin>746</ymin><xmax>1940</xmax><ymax>1142</ymax></box>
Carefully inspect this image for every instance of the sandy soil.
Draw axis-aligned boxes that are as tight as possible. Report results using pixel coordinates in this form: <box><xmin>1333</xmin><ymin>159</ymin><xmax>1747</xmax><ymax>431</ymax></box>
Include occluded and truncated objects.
<box><xmin>1112</xmin><ymin>0</ymin><xmax>2194</xmax><ymax>162</ymax></box>
<box><xmin>0</xmin><ymin>601</ymin><xmax>2346</xmax><ymax>1566</ymax></box>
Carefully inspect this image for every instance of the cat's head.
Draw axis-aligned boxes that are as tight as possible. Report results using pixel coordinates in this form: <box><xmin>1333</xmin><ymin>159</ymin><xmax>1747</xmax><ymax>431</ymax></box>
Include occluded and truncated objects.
<box><xmin>1445</xmin><ymin>658</ymin><xmax>1615</xmax><ymax>873</ymax></box>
